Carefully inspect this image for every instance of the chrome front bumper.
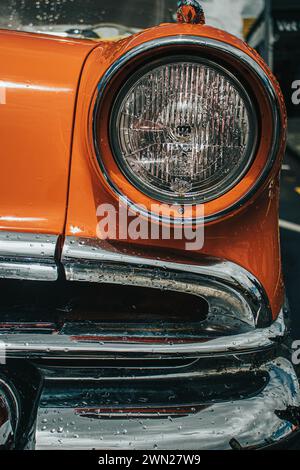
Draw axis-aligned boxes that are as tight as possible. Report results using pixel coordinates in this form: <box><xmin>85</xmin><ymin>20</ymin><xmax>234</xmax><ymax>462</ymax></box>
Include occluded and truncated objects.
<box><xmin>35</xmin><ymin>358</ymin><xmax>300</xmax><ymax>450</ymax></box>
<box><xmin>0</xmin><ymin>309</ymin><xmax>287</xmax><ymax>358</ymax></box>
<box><xmin>0</xmin><ymin>237</ymin><xmax>299</xmax><ymax>450</ymax></box>
<box><xmin>6</xmin><ymin>310</ymin><xmax>297</xmax><ymax>450</ymax></box>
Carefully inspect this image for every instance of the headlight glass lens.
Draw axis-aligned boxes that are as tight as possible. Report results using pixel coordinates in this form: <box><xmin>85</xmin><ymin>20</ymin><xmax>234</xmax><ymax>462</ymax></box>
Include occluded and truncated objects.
<box><xmin>110</xmin><ymin>58</ymin><xmax>257</xmax><ymax>202</ymax></box>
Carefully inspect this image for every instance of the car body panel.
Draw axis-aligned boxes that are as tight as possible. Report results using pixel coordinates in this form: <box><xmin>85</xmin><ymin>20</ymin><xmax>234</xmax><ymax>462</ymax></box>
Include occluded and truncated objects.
<box><xmin>0</xmin><ymin>30</ymin><xmax>95</xmax><ymax>234</ymax></box>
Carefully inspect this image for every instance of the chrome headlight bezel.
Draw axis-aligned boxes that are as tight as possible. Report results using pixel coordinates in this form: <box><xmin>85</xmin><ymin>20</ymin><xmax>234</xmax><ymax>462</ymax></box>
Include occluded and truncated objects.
<box><xmin>109</xmin><ymin>54</ymin><xmax>258</xmax><ymax>204</ymax></box>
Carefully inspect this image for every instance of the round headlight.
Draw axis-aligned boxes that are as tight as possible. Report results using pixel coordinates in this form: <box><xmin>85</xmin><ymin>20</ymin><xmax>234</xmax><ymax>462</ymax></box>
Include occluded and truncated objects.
<box><xmin>110</xmin><ymin>57</ymin><xmax>257</xmax><ymax>203</ymax></box>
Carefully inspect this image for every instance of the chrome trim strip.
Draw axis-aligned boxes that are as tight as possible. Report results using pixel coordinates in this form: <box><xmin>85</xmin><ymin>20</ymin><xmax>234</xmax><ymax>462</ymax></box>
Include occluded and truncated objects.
<box><xmin>0</xmin><ymin>232</ymin><xmax>58</xmax><ymax>259</ymax></box>
<box><xmin>0</xmin><ymin>262</ymin><xmax>58</xmax><ymax>282</ymax></box>
<box><xmin>93</xmin><ymin>36</ymin><xmax>282</xmax><ymax>224</ymax></box>
<box><xmin>0</xmin><ymin>232</ymin><xmax>59</xmax><ymax>281</ymax></box>
<box><xmin>62</xmin><ymin>236</ymin><xmax>265</xmax><ymax>290</ymax></box>
<box><xmin>62</xmin><ymin>236</ymin><xmax>272</xmax><ymax>327</ymax></box>
<box><xmin>35</xmin><ymin>358</ymin><xmax>300</xmax><ymax>450</ymax></box>
<box><xmin>1</xmin><ymin>310</ymin><xmax>285</xmax><ymax>358</ymax></box>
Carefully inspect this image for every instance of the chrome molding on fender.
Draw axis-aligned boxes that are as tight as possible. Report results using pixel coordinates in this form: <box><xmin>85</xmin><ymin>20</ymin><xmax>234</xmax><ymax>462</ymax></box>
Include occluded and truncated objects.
<box><xmin>62</xmin><ymin>236</ymin><xmax>272</xmax><ymax>327</ymax></box>
<box><xmin>0</xmin><ymin>235</ymin><xmax>282</xmax><ymax>357</ymax></box>
<box><xmin>0</xmin><ymin>232</ymin><xmax>59</xmax><ymax>281</ymax></box>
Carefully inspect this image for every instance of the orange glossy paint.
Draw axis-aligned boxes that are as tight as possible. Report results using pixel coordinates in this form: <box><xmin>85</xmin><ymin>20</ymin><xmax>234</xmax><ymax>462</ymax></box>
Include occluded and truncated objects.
<box><xmin>0</xmin><ymin>30</ymin><xmax>96</xmax><ymax>233</ymax></box>
<box><xmin>65</xmin><ymin>24</ymin><xmax>286</xmax><ymax>319</ymax></box>
<box><xmin>0</xmin><ymin>24</ymin><xmax>286</xmax><ymax>319</ymax></box>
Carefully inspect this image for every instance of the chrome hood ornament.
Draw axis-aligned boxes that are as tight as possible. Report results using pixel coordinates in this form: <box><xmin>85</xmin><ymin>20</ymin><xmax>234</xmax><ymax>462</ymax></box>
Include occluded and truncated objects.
<box><xmin>177</xmin><ymin>0</ymin><xmax>206</xmax><ymax>25</ymax></box>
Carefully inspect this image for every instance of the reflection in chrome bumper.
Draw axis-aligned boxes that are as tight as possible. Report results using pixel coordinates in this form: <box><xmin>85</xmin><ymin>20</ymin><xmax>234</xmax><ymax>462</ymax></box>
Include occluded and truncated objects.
<box><xmin>0</xmin><ymin>235</ymin><xmax>298</xmax><ymax>449</ymax></box>
<box><xmin>1</xmin><ymin>309</ymin><xmax>286</xmax><ymax>358</ymax></box>
<box><xmin>0</xmin><ymin>378</ymin><xmax>19</xmax><ymax>449</ymax></box>
<box><xmin>35</xmin><ymin>358</ymin><xmax>300</xmax><ymax>450</ymax></box>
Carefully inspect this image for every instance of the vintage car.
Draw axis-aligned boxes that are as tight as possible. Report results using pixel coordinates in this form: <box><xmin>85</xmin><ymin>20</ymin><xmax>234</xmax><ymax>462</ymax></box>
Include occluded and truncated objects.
<box><xmin>0</xmin><ymin>0</ymin><xmax>299</xmax><ymax>450</ymax></box>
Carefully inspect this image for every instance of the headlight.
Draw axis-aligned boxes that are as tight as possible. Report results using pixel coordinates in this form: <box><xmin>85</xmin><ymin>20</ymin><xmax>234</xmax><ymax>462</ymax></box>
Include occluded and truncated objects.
<box><xmin>110</xmin><ymin>57</ymin><xmax>258</xmax><ymax>203</ymax></box>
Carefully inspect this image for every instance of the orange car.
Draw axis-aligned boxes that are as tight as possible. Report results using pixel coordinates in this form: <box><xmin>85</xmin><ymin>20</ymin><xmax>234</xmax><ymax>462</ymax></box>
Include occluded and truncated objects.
<box><xmin>0</xmin><ymin>0</ymin><xmax>299</xmax><ymax>450</ymax></box>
